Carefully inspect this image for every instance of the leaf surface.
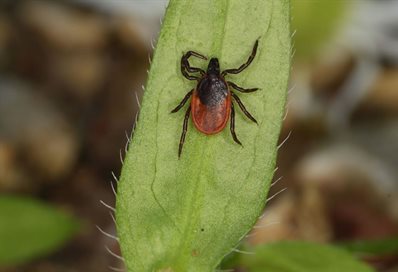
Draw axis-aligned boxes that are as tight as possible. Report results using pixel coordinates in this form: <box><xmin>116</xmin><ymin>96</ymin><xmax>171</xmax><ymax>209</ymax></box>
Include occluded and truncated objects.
<box><xmin>116</xmin><ymin>0</ymin><xmax>291</xmax><ymax>271</ymax></box>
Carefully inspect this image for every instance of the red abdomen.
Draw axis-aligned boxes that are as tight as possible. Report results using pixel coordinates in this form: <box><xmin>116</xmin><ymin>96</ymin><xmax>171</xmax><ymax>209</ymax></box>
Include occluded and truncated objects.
<box><xmin>191</xmin><ymin>90</ymin><xmax>231</xmax><ymax>135</ymax></box>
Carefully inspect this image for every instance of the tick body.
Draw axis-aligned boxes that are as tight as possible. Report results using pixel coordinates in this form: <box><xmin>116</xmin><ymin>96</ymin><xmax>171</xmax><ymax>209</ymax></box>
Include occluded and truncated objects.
<box><xmin>171</xmin><ymin>40</ymin><xmax>260</xmax><ymax>157</ymax></box>
<box><xmin>192</xmin><ymin>61</ymin><xmax>231</xmax><ymax>134</ymax></box>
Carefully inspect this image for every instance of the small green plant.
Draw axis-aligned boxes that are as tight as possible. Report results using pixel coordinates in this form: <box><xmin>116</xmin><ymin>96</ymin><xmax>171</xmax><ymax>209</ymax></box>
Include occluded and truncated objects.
<box><xmin>0</xmin><ymin>196</ymin><xmax>79</xmax><ymax>267</ymax></box>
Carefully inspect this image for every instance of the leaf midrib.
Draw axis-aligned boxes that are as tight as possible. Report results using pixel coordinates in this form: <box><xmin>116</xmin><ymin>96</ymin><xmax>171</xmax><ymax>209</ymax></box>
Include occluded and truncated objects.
<box><xmin>173</xmin><ymin>0</ymin><xmax>231</xmax><ymax>269</ymax></box>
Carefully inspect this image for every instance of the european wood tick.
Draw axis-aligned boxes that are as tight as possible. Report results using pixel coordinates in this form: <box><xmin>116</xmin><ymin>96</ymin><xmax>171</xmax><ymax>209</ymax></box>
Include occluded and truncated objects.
<box><xmin>171</xmin><ymin>39</ymin><xmax>259</xmax><ymax>157</ymax></box>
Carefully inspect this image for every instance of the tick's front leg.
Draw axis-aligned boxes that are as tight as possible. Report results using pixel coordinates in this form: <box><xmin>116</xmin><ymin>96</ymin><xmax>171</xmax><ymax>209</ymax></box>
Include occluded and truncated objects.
<box><xmin>222</xmin><ymin>39</ymin><xmax>259</xmax><ymax>76</ymax></box>
<box><xmin>181</xmin><ymin>51</ymin><xmax>208</xmax><ymax>80</ymax></box>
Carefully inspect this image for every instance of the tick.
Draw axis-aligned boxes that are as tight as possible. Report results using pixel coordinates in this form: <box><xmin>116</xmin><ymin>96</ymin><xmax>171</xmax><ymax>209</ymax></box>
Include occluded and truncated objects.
<box><xmin>171</xmin><ymin>39</ymin><xmax>260</xmax><ymax>157</ymax></box>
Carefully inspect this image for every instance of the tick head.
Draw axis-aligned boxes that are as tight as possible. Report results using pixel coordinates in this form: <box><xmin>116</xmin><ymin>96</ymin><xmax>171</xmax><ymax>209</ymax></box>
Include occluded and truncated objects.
<box><xmin>207</xmin><ymin>58</ymin><xmax>220</xmax><ymax>75</ymax></box>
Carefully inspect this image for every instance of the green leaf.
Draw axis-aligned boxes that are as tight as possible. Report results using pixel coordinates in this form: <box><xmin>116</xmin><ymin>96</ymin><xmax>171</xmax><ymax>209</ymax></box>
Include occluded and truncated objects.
<box><xmin>339</xmin><ymin>237</ymin><xmax>398</xmax><ymax>256</ymax></box>
<box><xmin>116</xmin><ymin>0</ymin><xmax>291</xmax><ymax>271</ymax></box>
<box><xmin>0</xmin><ymin>196</ymin><xmax>79</xmax><ymax>266</ymax></box>
<box><xmin>239</xmin><ymin>241</ymin><xmax>375</xmax><ymax>272</ymax></box>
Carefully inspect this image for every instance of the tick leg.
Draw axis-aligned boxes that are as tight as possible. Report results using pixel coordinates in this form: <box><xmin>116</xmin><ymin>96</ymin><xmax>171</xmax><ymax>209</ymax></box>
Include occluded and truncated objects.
<box><xmin>230</xmin><ymin>102</ymin><xmax>242</xmax><ymax>146</ymax></box>
<box><xmin>221</xmin><ymin>39</ymin><xmax>259</xmax><ymax>76</ymax></box>
<box><xmin>171</xmin><ymin>89</ymin><xmax>193</xmax><ymax>113</ymax></box>
<box><xmin>228</xmin><ymin>81</ymin><xmax>259</xmax><ymax>93</ymax></box>
<box><xmin>178</xmin><ymin>105</ymin><xmax>191</xmax><ymax>158</ymax></box>
<box><xmin>181</xmin><ymin>51</ymin><xmax>208</xmax><ymax>80</ymax></box>
<box><xmin>231</xmin><ymin>92</ymin><xmax>257</xmax><ymax>124</ymax></box>
<box><xmin>183</xmin><ymin>51</ymin><xmax>207</xmax><ymax>73</ymax></box>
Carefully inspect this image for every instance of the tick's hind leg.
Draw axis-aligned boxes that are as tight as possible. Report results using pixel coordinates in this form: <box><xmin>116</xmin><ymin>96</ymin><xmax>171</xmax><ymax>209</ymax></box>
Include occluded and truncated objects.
<box><xmin>230</xmin><ymin>103</ymin><xmax>242</xmax><ymax>146</ymax></box>
<box><xmin>181</xmin><ymin>51</ymin><xmax>208</xmax><ymax>80</ymax></box>
<box><xmin>228</xmin><ymin>81</ymin><xmax>259</xmax><ymax>93</ymax></box>
<box><xmin>178</xmin><ymin>105</ymin><xmax>191</xmax><ymax>158</ymax></box>
<box><xmin>222</xmin><ymin>39</ymin><xmax>259</xmax><ymax>76</ymax></box>
<box><xmin>171</xmin><ymin>89</ymin><xmax>193</xmax><ymax>113</ymax></box>
<box><xmin>231</xmin><ymin>92</ymin><xmax>257</xmax><ymax>124</ymax></box>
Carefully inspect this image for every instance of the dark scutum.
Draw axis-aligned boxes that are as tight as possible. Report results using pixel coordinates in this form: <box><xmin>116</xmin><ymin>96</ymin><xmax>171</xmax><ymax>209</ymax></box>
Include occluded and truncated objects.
<box><xmin>197</xmin><ymin>75</ymin><xmax>228</xmax><ymax>107</ymax></box>
<box><xmin>197</xmin><ymin>57</ymin><xmax>228</xmax><ymax>107</ymax></box>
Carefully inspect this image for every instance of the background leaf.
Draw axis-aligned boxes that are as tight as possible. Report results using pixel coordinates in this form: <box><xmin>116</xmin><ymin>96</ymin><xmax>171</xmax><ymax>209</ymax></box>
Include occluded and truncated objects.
<box><xmin>0</xmin><ymin>196</ymin><xmax>79</xmax><ymax>267</ymax></box>
<box><xmin>292</xmin><ymin>0</ymin><xmax>350</xmax><ymax>59</ymax></box>
<box><xmin>239</xmin><ymin>241</ymin><xmax>375</xmax><ymax>272</ymax></box>
<box><xmin>116</xmin><ymin>0</ymin><xmax>291</xmax><ymax>271</ymax></box>
<box><xmin>339</xmin><ymin>238</ymin><xmax>398</xmax><ymax>256</ymax></box>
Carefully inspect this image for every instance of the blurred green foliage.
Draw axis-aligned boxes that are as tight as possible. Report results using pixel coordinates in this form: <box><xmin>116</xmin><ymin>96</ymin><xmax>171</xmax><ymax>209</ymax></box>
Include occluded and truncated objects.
<box><xmin>340</xmin><ymin>237</ymin><xmax>398</xmax><ymax>256</ymax></box>
<box><xmin>0</xmin><ymin>196</ymin><xmax>79</xmax><ymax>267</ymax></box>
<box><xmin>237</xmin><ymin>241</ymin><xmax>374</xmax><ymax>272</ymax></box>
<box><xmin>292</xmin><ymin>0</ymin><xmax>350</xmax><ymax>59</ymax></box>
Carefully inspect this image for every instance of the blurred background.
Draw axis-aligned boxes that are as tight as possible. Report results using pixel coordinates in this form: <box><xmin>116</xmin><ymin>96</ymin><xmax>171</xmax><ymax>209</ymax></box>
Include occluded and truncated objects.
<box><xmin>0</xmin><ymin>0</ymin><xmax>397</xmax><ymax>271</ymax></box>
